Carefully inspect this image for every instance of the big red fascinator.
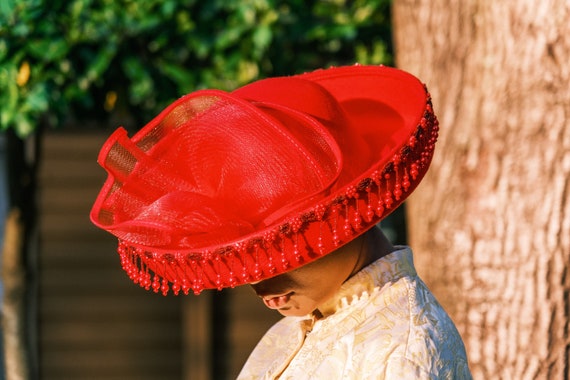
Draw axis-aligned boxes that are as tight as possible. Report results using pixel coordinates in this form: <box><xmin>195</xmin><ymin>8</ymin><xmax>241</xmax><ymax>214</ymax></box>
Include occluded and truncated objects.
<box><xmin>90</xmin><ymin>65</ymin><xmax>438</xmax><ymax>295</ymax></box>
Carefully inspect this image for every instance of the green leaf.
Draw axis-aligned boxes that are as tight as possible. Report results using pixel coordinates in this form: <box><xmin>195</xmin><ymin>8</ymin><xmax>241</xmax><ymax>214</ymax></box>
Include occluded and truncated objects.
<box><xmin>21</xmin><ymin>84</ymin><xmax>49</xmax><ymax>113</ymax></box>
<box><xmin>27</xmin><ymin>38</ymin><xmax>69</xmax><ymax>61</ymax></box>
<box><xmin>0</xmin><ymin>64</ymin><xmax>19</xmax><ymax>122</ymax></box>
<box><xmin>252</xmin><ymin>25</ymin><xmax>272</xmax><ymax>53</ymax></box>
<box><xmin>0</xmin><ymin>0</ymin><xmax>16</xmax><ymax>25</ymax></box>
<box><xmin>159</xmin><ymin>62</ymin><xmax>195</xmax><ymax>91</ymax></box>
<box><xmin>0</xmin><ymin>38</ymin><xmax>7</xmax><ymax>61</ymax></box>
<box><xmin>86</xmin><ymin>43</ymin><xmax>117</xmax><ymax>82</ymax></box>
<box><xmin>13</xmin><ymin>113</ymin><xmax>35</xmax><ymax>137</ymax></box>
<box><xmin>123</xmin><ymin>58</ymin><xmax>154</xmax><ymax>105</ymax></box>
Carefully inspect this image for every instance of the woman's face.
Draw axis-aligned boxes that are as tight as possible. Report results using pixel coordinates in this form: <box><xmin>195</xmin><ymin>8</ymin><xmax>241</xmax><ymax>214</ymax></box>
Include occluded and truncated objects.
<box><xmin>249</xmin><ymin>236</ymin><xmax>364</xmax><ymax>317</ymax></box>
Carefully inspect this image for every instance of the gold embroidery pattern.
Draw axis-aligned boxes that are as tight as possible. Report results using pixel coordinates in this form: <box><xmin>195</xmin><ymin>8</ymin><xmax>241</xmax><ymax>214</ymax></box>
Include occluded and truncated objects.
<box><xmin>238</xmin><ymin>247</ymin><xmax>472</xmax><ymax>380</ymax></box>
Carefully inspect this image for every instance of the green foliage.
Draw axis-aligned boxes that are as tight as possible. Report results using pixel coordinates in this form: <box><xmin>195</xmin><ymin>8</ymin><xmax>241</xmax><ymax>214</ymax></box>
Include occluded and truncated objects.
<box><xmin>0</xmin><ymin>0</ymin><xmax>392</xmax><ymax>136</ymax></box>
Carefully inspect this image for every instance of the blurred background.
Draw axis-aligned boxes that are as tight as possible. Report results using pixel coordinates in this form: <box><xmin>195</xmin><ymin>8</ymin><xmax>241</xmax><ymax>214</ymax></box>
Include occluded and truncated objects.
<box><xmin>0</xmin><ymin>1</ymin><xmax>397</xmax><ymax>379</ymax></box>
<box><xmin>3</xmin><ymin>1</ymin><xmax>569</xmax><ymax>379</ymax></box>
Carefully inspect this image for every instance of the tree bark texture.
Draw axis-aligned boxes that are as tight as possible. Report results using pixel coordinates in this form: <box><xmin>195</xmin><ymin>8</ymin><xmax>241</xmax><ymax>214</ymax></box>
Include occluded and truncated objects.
<box><xmin>393</xmin><ymin>1</ymin><xmax>570</xmax><ymax>379</ymax></box>
<box><xmin>2</xmin><ymin>210</ymin><xmax>30</xmax><ymax>380</ymax></box>
<box><xmin>1</xmin><ymin>131</ymin><xmax>39</xmax><ymax>379</ymax></box>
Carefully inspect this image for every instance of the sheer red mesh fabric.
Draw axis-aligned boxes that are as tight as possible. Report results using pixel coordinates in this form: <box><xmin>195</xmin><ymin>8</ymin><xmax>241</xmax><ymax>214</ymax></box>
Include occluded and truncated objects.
<box><xmin>92</xmin><ymin>90</ymin><xmax>342</xmax><ymax>249</ymax></box>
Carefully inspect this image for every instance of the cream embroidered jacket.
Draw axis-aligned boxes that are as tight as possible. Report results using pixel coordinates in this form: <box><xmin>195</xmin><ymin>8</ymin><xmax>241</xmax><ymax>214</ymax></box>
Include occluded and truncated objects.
<box><xmin>238</xmin><ymin>247</ymin><xmax>472</xmax><ymax>379</ymax></box>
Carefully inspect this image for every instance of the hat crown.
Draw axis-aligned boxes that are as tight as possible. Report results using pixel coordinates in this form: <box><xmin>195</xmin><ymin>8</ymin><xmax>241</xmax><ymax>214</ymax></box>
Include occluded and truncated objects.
<box><xmin>93</xmin><ymin>86</ymin><xmax>344</xmax><ymax>248</ymax></box>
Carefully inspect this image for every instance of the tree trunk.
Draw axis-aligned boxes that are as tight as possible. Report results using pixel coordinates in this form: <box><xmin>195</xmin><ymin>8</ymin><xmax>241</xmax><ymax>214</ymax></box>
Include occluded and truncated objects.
<box><xmin>1</xmin><ymin>130</ymin><xmax>40</xmax><ymax>379</ymax></box>
<box><xmin>393</xmin><ymin>1</ymin><xmax>570</xmax><ymax>379</ymax></box>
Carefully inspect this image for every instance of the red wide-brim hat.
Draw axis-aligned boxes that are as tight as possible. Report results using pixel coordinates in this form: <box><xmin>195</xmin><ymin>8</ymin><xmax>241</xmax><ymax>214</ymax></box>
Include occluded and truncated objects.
<box><xmin>90</xmin><ymin>65</ymin><xmax>438</xmax><ymax>295</ymax></box>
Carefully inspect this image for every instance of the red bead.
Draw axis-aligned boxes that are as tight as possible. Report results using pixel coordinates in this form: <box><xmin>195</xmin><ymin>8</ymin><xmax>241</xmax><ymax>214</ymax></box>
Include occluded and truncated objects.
<box><xmin>394</xmin><ymin>184</ymin><xmax>402</xmax><ymax>201</ymax></box>
<box><xmin>315</xmin><ymin>204</ymin><xmax>327</xmax><ymax>220</ymax></box>
<box><xmin>317</xmin><ymin>236</ymin><xmax>324</xmax><ymax>254</ymax></box>
<box><xmin>229</xmin><ymin>273</ymin><xmax>237</xmax><ymax>288</ymax></box>
<box><xmin>333</xmin><ymin>233</ymin><xmax>340</xmax><ymax>246</ymax></box>
<box><xmin>253</xmin><ymin>264</ymin><xmax>262</xmax><ymax>280</ymax></box>
<box><xmin>182</xmin><ymin>279</ymin><xmax>190</xmax><ymax>295</ymax></box>
<box><xmin>409</xmin><ymin>135</ymin><xmax>417</xmax><ymax>148</ymax></box>
<box><xmin>353</xmin><ymin>213</ymin><xmax>362</xmax><ymax>230</ymax></box>
<box><xmin>344</xmin><ymin>217</ymin><xmax>352</xmax><ymax>236</ymax></box>
<box><xmin>143</xmin><ymin>273</ymin><xmax>151</xmax><ymax>291</ymax></box>
<box><xmin>152</xmin><ymin>275</ymin><xmax>161</xmax><ymax>293</ymax></box>
<box><xmin>371</xmin><ymin>170</ymin><xmax>381</xmax><ymax>184</ymax></box>
<box><xmin>291</xmin><ymin>218</ymin><xmax>303</xmax><ymax>233</ymax></box>
<box><xmin>376</xmin><ymin>202</ymin><xmax>385</xmax><ymax>216</ymax></box>
<box><xmin>392</xmin><ymin>154</ymin><xmax>401</xmax><ymax>165</ymax></box>
<box><xmin>172</xmin><ymin>281</ymin><xmax>181</xmax><ymax>295</ymax></box>
<box><xmin>366</xmin><ymin>205</ymin><xmax>375</xmax><ymax>222</ymax></box>
<box><xmin>281</xmin><ymin>250</ymin><xmax>289</xmax><ymax>269</ymax></box>
<box><xmin>346</xmin><ymin>185</ymin><xmax>357</xmax><ymax>198</ymax></box>
<box><xmin>410</xmin><ymin>163</ymin><xmax>419</xmax><ymax>179</ymax></box>
<box><xmin>384</xmin><ymin>191</ymin><xmax>393</xmax><ymax>209</ymax></box>
<box><xmin>161</xmin><ymin>280</ymin><xmax>169</xmax><ymax>296</ymax></box>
